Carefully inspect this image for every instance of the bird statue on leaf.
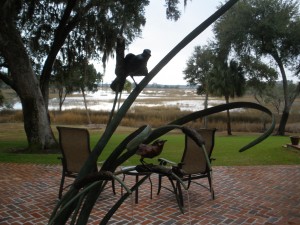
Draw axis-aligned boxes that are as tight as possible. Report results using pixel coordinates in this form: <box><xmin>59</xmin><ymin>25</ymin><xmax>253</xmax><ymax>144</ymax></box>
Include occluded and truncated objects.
<box><xmin>108</xmin><ymin>36</ymin><xmax>151</xmax><ymax>125</ymax></box>
<box><xmin>136</xmin><ymin>139</ymin><xmax>167</xmax><ymax>165</ymax></box>
<box><xmin>111</xmin><ymin>48</ymin><xmax>151</xmax><ymax>92</ymax></box>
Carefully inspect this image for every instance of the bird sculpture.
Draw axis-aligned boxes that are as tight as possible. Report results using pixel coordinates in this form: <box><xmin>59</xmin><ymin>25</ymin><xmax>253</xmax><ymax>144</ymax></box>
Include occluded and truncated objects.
<box><xmin>110</xmin><ymin>49</ymin><xmax>151</xmax><ymax>92</ymax></box>
<box><xmin>107</xmin><ymin>36</ymin><xmax>151</xmax><ymax>125</ymax></box>
<box><xmin>136</xmin><ymin>139</ymin><xmax>167</xmax><ymax>165</ymax></box>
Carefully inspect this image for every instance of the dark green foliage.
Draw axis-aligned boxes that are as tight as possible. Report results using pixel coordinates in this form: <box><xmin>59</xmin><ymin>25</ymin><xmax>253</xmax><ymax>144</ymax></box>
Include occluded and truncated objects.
<box><xmin>0</xmin><ymin>0</ymin><xmax>151</xmax><ymax>150</ymax></box>
<box><xmin>214</xmin><ymin>0</ymin><xmax>300</xmax><ymax>135</ymax></box>
<box><xmin>184</xmin><ymin>45</ymin><xmax>216</xmax><ymax>95</ymax></box>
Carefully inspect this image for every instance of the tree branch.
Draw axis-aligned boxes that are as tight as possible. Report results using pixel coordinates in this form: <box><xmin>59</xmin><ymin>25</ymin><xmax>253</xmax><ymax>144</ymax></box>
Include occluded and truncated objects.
<box><xmin>290</xmin><ymin>81</ymin><xmax>300</xmax><ymax>103</ymax></box>
<box><xmin>40</xmin><ymin>0</ymin><xmax>101</xmax><ymax>105</ymax></box>
<box><xmin>0</xmin><ymin>71</ymin><xmax>16</xmax><ymax>90</ymax></box>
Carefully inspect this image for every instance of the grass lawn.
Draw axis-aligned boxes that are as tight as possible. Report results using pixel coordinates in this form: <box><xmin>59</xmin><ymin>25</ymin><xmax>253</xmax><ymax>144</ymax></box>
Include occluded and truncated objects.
<box><xmin>0</xmin><ymin>123</ymin><xmax>300</xmax><ymax>166</ymax></box>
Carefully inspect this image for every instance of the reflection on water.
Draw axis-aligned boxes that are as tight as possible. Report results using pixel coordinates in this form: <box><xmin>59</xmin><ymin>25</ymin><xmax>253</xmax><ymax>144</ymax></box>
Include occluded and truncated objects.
<box><xmin>11</xmin><ymin>87</ymin><xmax>225</xmax><ymax>112</ymax></box>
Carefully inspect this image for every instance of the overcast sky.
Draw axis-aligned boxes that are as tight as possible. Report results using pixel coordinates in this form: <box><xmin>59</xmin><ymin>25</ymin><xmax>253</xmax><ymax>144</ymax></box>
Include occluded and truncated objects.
<box><xmin>97</xmin><ymin>1</ymin><xmax>222</xmax><ymax>86</ymax></box>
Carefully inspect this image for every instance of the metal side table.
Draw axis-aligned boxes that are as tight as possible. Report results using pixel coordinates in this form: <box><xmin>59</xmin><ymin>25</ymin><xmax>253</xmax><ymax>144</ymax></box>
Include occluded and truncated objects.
<box><xmin>121</xmin><ymin>166</ymin><xmax>152</xmax><ymax>204</ymax></box>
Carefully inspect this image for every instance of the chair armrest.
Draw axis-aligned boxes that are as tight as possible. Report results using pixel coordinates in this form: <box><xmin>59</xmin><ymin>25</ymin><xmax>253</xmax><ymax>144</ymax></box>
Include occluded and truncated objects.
<box><xmin>158</xmin><ymin>158</ymin><xmax>177</xmax><ymax>166</ymax></box>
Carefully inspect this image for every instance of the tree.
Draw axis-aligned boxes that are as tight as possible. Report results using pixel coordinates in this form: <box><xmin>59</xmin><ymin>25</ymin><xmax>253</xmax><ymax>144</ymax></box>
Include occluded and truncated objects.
<box><xmin>0</xmin><ymin>3</ymin><xmax>55</xmax><ymax>150</ymax></box>
<box><xmin>251</xmin><ymin>81</ymin><xmax>298</xmax><ymax>115</ymax></box>
<box><xmin>52</xmin><ymin>60</ymin><xmax>73</xmax><ymax>112</ymax></box>
<box><xmin>183</xmin><ymin>44</ymin><xmax>247</xmax><ymax>134</ymax></box>
<box><xmin>0</xmin><ymin>0</ymin><xmax>149</xmax><ymax>150</ymax></box>
<box><xmin>69</xmin><ymin>58</ymin><xmax>102</xmax><ymax>124</ymax></box>
<box><xmin>208</xmin><ymin>60</ymin><xmax>246</xmax><ymax>135</ymax></box>
<box><xmin>214</xmin><ymin>0</ymin><xmax>300</xmax><ymax>135</ymax></box>
<box><xmin>183</xmin><ymin>45</ymin><xmax>216</xmax><ymax>127</ymax></box>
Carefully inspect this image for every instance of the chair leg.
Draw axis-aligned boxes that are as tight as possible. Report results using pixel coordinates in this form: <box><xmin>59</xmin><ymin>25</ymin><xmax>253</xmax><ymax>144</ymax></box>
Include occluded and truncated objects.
<box><xmin>176</xmin><ymin>181</ymin><xmax>184</xmax><ymax>209</ymax></box>
<box><xmin>157</xmin><ymin>174</ymin><xmax>163</xmax><ymax>195</ymax></box>
<box><xmin>111</xmin><ymin>179</ymin><xmax>116</xmax><ymax>195</ymax></box>
<box><xmin>187</xmin><ymin>175</ymin><xmax>192</xmax><ymax>189</ymax></box>
<box><xmin>211</xmin><ymin>188</ymin><xmax>215</xmax><ymax>200</ymax></box>
<box><xmin>58</xmin><ymin>173</ymin><xmax>65</xmax><ymax>199</ymax></box>
<box><xmin>161</xmin><ymin>176</ymin><xmax>185</xmax><ymax>213</ymax></box>
<box><xmin>207</xmin><ymin>172</ymin><xmax>214</xmax><ymax>200</ymax></box>
<box><xmin>121</xmin><ymin>174</ymin><xmax>126</xmax><ymax>196</ymax></box>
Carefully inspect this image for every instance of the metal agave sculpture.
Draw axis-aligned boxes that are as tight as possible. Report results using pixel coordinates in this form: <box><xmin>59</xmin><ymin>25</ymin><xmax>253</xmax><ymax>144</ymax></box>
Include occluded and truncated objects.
<box><xmin>48</xmin><ymin>0</ymin><xmax>275</xmax><ymax>224</ymax></box>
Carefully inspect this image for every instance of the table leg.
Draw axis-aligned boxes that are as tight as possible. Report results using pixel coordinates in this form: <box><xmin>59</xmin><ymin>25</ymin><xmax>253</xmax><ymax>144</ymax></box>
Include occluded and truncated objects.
<box><xmin>135</xmin><ymin>175</ymin><xmax>139</xmax><ymax>204</ymax></box>
<box><xmin>148</xmin><ymin>176</ymin><xmax>152</xmax><ymax>199</ymax></box>
<box><xmin>122</xmin><ymin>171</ymin><xmax>152</xmax><ymax>204</ymax></box>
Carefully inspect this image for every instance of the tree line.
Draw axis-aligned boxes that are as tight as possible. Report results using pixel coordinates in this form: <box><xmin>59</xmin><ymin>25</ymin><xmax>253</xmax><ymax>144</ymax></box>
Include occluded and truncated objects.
<box><xmin>184</xmin><ymin>0</ymin><xmax>300</xmax><ymax>135</ymax></box>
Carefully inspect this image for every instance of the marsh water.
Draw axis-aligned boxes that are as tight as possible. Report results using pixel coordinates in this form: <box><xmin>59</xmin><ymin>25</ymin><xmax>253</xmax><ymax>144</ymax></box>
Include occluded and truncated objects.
<box><xmin>12</xmin><ymin>87</ymin><xmax>225</xmax><ymax>112</ymax></box>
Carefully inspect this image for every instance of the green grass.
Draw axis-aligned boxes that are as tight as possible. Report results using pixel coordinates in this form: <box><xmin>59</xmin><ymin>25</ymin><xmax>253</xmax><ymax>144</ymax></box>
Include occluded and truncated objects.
<box><xmin>1</xmin><ymin>125</ymin><xmax>300</xmax><ymax>166</ymax></box>
<box><xmin>212</xmin><ymin>135</ymin><xmax>300</xmax><ymax>166</ymax></box>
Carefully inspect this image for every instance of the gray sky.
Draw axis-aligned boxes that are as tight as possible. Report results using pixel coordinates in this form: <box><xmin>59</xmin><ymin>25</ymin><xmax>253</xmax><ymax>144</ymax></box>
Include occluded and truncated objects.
<box><xmin>98</xmin><ymin>1</ymin><xmax>221</xmax><ymax>85</ymax></box>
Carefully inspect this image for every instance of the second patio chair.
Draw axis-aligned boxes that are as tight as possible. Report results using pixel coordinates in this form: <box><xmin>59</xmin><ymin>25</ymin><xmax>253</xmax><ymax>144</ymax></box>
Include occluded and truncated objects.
<box><xmin>57</xmin><ymin>126</ymin><xmax>115</xmax><ymax>199</ymax></box>
<box><xmin>157</xmin><ymin>128</ymin><xmax>217</xmax><ymax>205</ymax></box>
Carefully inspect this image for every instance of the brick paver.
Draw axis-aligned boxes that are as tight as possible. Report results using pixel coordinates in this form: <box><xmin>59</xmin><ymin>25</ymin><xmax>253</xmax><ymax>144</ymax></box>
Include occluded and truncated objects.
<box><xmin>0</xmin><ymin>163</ymin><xmax>299</xmax><ymax>224</ymax></box>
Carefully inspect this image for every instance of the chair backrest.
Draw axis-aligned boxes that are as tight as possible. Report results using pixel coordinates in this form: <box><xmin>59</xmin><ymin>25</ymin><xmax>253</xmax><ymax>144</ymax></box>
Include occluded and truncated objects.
<box><xmin>196</xmin><ymin>128</ymin><xmax>217</xmax><ymax>157</ymax></box>
<box><xmin>180</xmin><ymin>128</ymin><xmax>216</xmax><ymax>175</ymax></box>
<box><xmin>57</xmin><ymin>126</ymin><xmax>91</xmax><ymax>173</ymax></box>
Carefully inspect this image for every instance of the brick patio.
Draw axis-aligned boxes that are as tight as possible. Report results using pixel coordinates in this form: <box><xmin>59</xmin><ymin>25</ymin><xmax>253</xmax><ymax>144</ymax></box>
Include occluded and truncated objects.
<box><xmin>0</xmin><ymin>163</ymin><xmax>300</xmax><ymax>224</ymax></box>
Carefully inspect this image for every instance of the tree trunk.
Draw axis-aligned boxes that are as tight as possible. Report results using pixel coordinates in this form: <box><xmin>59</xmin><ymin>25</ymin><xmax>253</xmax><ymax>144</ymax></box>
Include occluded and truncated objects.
<box><xmin>203</xmin><ymin>91</ymin><xmax>209</xmax><ymax>128</ymax></box>
<box><xmin>277</xmin><ymin>109</ymin><xmax>289</xmax><ymax>136</ymax></box>
<box><xmin>271</xmin><ymin>52</ymin><xmax>291</xmax><ymax>136</ymax></box>
<box><xmin>82</xmin><ymin>88</ymin><xmax>91</xmax><ymax>124</ymax></box>
<box><xmin>0</xmin><ymin>17</ymin><xmax>56</xmax><ymax>151</ymax></box>
<box><xmin>39</xmin><ymin>0</ymin><xmax>80</xmax><ymax>108</ymax></box>
<box><xmin>58</xmin><ymin>87</ymin><xmax>68</xmax><ymax>112</ymax></box>
<box><xmin>225</xmin><ymin>96</ymin><xmax>232</xmax><ymax>135</ymax></box>
<box><xmin>21</xmin><ymin>90</ymin><xmax>57</xmax><ymax>150</ymax></box>
<box><xmin>276</xmin><ymin>62</ymin><xmax>290</xmax><ymax>135</ymax></box>
<box><xmin>58</xmin><ymin>87</ymin><xmax>63</xmax><ymax>111</ymax></box>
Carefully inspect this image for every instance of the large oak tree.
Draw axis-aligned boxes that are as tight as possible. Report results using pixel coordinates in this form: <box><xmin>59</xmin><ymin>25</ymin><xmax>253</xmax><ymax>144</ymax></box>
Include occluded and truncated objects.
<box><xmin>0</xmin><ymin>0</ymin><xmax>150</xmax><ymax>150</ymax></box>
<box><xmin>0</xmin><ymin>0</ymin><xmax>196</xmax><ymax>151</ymax></box>
<box><xmin>214</xmin><ymin>0</ymin><xmax>300</xmax><ymax>135</ymax></box>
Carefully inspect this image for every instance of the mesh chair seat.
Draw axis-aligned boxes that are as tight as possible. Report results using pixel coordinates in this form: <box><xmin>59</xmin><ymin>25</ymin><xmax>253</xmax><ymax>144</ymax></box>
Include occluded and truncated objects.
<box><xmin>57</xmin><ymin>126</ymin><xmax>115</xmax><ymax>199</ymax></box>
<box><xmin>157</xmin><ymin>128</ymin><xmax>217</xmax><ymax>210</ymax></box>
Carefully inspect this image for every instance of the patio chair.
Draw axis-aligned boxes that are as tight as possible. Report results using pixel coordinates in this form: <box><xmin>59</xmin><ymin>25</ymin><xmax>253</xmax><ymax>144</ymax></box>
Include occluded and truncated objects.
<box><xmin>57</xmin><ymin>126</ymin><xmax>115</xmax><ymax>199</ymax></box>
<box><xmin>157</xmin><ymin>128</ymin><xmax>217</xmax><ymax>206</ymax></box>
